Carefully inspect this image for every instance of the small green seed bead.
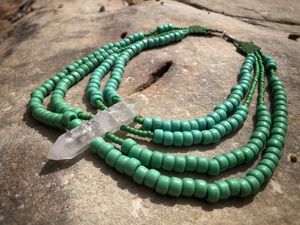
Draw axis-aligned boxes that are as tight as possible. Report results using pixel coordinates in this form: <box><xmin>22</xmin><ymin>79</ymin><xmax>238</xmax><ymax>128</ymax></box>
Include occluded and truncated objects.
<box><xmin>96</xmin><ymin>142</ymin><xmax>114</xmax><ymax>159</ymax></box>
<box><xmin>223</xmin><ymin>152</ymin><xmax>238</xmax><ymax>168</ymax></box>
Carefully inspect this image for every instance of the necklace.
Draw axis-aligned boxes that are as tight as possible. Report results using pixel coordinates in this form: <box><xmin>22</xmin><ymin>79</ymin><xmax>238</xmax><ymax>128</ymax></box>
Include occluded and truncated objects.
<box><xmin>28</xmin><ymin>24</ymin><xmax>287</xmax><ymax>203</ymax></box>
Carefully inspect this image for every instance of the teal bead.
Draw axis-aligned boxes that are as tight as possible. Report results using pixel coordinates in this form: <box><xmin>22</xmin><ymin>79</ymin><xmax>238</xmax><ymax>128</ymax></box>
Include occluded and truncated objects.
<box><xmin>139</xmin><ymin>148</ymin><xmax>153</xmax><ymax>166</ymax></box>
<box><xmin>232</xmin><ymin>114</ymin><xmax>244</xmax><ymax>125</ymax></box>
<box><xmin>163</xmin><ymin>131</ymin><xmax>174</xmax><ymax>146</ymax></box>
<box><xmin>191</xmin><ymin>130</ymin><xmax>202</xmax><ymax>144</ymax></box>
<box><xmin>89</xmin><ymin>137</ymin><xmax>104</xmax><ymax>153</ymax></box>
<box><xmin>181</xmin><ymin>121</ymin><xmax>191</xmax><ymax>131</ymax></box>
<box><xmin>121</xmin><ymin>138</ymin><xmax>136</xmax><ymax>155</ymax></box>
<box><xmin>267</xmin><ymin>138</ymin><xmax>283</xmax><ymax>149</ymax></box>
<box><xmin>153</xmin><ymin>129</ymin><xmax>164</xmax><ymax>144</ymax></box>
<box><xmin>263</xmin><ymin>152</ymin><xmax>280</xmax><ymax>165</ymax></box>
<box><xmin>128</xmin><ymin>145</ymin><xmax>143</xmax><ymax>159</ymax></box>
<box><xmin>67</xmin><ymin>118</ymin><xmax>83</xmax><ymax>129</ymax></box>
<box><xmin>196</xmin><ymin>156</ymin><xmax>209</xmax><ymax>173</ymax></box>
<box><xmin>213</xmin><ymin>124</ymin><xmax>226</xmax><ymax>137</ymax></box>
<box><xmin>210</xmin><ymin>128</ymin><xmax>221</xmax><ymax>143</ymax></box>
<box><xmin>265</xmin><ymin>147</ymin><xmax>281</xmax><ymax>159</ymax></box>
<box><xmin>174</xmin><ymin>156</ymin><xmax>186</xmax><ymax>173</ymax></box>
<box><xmin>215</xmin><ymin>181</ymin><xmax>230</xmax><ymax>200</ymax></box>
<box><xmin>155</xmin><ymin>175</ymin><xmax>170</xmax><ymax>195</ymax></box>
<box><xmin>183</xmin><ymin>131</ymin><xmax>193</xmax><ymax>146</ymax></box>
<box><xmin>144</xmin><ymin>169</ymin><xmax>160</xmax><ymax>189</ymax></box>
<box><xmin>151</xmin><ymin>151</ymin><xmax>164</xmax><ymax>169</ymax></box>
<box><xmin>153</xmin><ymin>118</ymin><xmax>163</xmax><ymax>130</ymax></box>
<box><xmin>232</xmin><ymin>148</ymin><xmax>246</xmax><ymax>165</ymax></box>
<box><xmin>96</xmin><ymin>142</ymin><xmax>114</xmax><ymax>159</ymax></box>
<box><xmin>208</xmin><ymin>159</ymin><xmax>220</xmax><ymax>176</ymax></box>
<box><xmin>220</xmin><ymin>121</ymin><xmax>232</xmax><ymax>134</ymax></box>
<box><xmin>194</xmin><ymin>180</ymin><xmax>208</xmax><ymax>199</ymax></box>
<box><xmin>247</xmin><ymin>169</ymin><xmax>265</xmax><ymax>185</ymax></box>
<box><xmin>223</xmin><ymin>152</ymin><xmax>238</xmax><ymax>168</ymax></box>
<box><xmin>215</xmin><ymin>109</ymin><xmax>227</xmax><ymax>120</ymax></box>
<box><xmin>124</xmin><ymin>158</ymin><xmax>141</xmax><ymax>177</ymax></box>
<box><xmin>259</xmin><ymin>159</ymin><xmax>276</xmax><ymax>171</ymax></box>
<box><xmin>173</xmin><ymin>131</ymin><xmax>184</xmax><ymax>146</ymax></box>
<box><xmin>115</xmin><ymin>155</ymin><xmax>130</xmax><ymax>174</ymax></box>
<box><xmin>225</xmin><ymin>178</ymin><xmax>240</xmax><ymax>196</ymax></box>
<box><xmin>227</xmin><ymin>117</ymin><xmax>239</xmax><ymax>131</ymax></box>
<box><xmin>196</xmin><ymin>118</ymin><xmax>207</xmax><ymax>130</ymax></box>
<box><xmin>214</xmin><ymin>155</ymin><xmax>229</xmax><ymax>172</ymax></box>
<box><xmin>185</xmin><ymin>155</ymin><xmax>197</xmax><ymax>172</ymax></box>
<box><xmin>105</xmin><ymin>149</ymin><xmax>122</xmax><ymax>167</ymax></box>
<box><xmin>162</xmin><ymin>153</ymin><xmax>176</xmax><ymax>171</ymax></box>
<box><xmin>168</xmin><ymin>177</ymin><xmax>183</xmax><ymax>197</ymax></box>
<box><xmin>205</xmin><ymin>116</ymin><xmax>215</xmax><ymax>128</ymax></box>
<box><xmin>256</xmin><ymin>164</ymin><xmax>273</xmax><ymax>180</ymax></box>
<box><xmin>244</xmin><ymin>175</ymin><xmax>261</xmax><ymax>193</ymax></box>
<box><xmin>162</xmin><ymin>120</ymin><xmax>172</xmax><ymax>131</ymax></box>
<box><xmin>61</xmin><ymin>111</ymin><xmax>78</xmax><ymax>126</ymax></box>
<box><xmin>132</xmin><ymin>166</ymin><xmax>149</xmax><ymax>185</ymax></box>
<box><xmin>182</xmin><ymin>178</ymin><xmax>195</xmax><ymax>197</ymax></box>
<box><xmin>239</xmin><ymin>179</ymin><xmax>252</xmax><ymax>197</ymax></box>
<box><xmin>189</xmin><ymin>120</ymin><xmax>199</xmax><ymax>130</ymax></box>
<box><xmin>206</xmin><ymin>183</ymin><xmax>220</xmax><ymax>203</ymax></box>
<box><xmin>208</xmin><ymin>112</ymin><xmax>221</xmax><ymax>123</ymax></box>
<box><xmin>242</xmin><ymin>147</ymin><xmax>255</xmax><ymax>163</ymax></box>
<box><xmin>202</xmin><ymin>130</ymin><xmax>213</xmax><ymax>145</ymax></box>
<box><xmin>171</xmin><ymin>120</ymin><xmax>181</xmax><ymax>131</ymax></box>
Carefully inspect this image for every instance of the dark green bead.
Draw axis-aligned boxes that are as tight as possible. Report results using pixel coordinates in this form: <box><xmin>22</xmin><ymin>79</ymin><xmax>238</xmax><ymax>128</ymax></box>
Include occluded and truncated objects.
<box><xmin>259</xmin><ymin>159</ymin><xmax>276</xmax><ymax>171</ymax></box>
<box><xmin>267</xmin><ymin>138</ymin><xmax>283</xmax><ymax>149</ymax></box>
<box><xmin>162</xmin><ymin>120</ymin><xmax>172</xmax><ymax>131</ymax></box>
<box><xmin>171</xmin><ymin>120</ymin><xmax>181</xmax><ymax>131</ymax></box>
<box><xmin>256</xmin><ymin>164</ymin><xmax>273</xmax><ymax>180</ymax></box>
<box><xmin>144</xmin><ymin>169</ymin><xmax>160</xmax><ymax>189</ymax></box>
<box><xmin>265</xmin><ymin>147</ymin><xmax>281</xmax><ymax>159</ymax></box>
<box><xmin>247</xmin><ymin>169</ymin><xmax>265</xmax><ymax>185</ymax></box>
<box><xmin>168</xmin><ymin>177</ymin><xmax>183</xmax><ymax>197</ymax></box>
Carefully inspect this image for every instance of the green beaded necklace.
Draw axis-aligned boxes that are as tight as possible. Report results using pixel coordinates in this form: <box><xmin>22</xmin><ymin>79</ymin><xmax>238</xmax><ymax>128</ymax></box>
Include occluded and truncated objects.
<box><xmin>28</xmin><ymin>24</ymin><xmax>287</xmax><ymax>203</ymax></box>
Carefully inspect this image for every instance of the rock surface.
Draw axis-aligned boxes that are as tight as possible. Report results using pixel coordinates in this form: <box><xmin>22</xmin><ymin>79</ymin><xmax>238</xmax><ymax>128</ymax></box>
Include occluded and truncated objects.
<box><xmin>0</xmin><ymin>0</ymin><xmax>299</xmax><ymax>224</ymax></box>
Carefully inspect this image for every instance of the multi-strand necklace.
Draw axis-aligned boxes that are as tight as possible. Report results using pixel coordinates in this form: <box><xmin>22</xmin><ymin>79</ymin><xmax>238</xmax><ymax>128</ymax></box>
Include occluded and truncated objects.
<box><xmin>28</xmin><ymin>24</ymin><xmax>287</xmax><ymax>203</ymax></box>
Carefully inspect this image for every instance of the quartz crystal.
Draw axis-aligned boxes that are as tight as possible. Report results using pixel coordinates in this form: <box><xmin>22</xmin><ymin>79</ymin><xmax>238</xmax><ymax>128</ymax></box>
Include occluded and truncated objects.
<box><xmin>47</xmin><ymin>95</ymin><xmax>147</xmax><ymax>160</ymax></box>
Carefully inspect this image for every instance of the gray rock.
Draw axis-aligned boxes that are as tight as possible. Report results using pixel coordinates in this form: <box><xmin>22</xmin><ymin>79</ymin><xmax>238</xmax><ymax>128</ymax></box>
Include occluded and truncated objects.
<box><xmin>0</xmin><ymin>0</ymin><xmax>299</xmax><ymax>224</ymax></box>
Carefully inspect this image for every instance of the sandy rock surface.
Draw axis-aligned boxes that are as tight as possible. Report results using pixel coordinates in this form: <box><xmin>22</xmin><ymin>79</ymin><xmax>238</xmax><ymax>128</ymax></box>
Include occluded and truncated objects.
<box><xmin>0</xmin><ymin>0</ymin><xmax>299</xmax><ymax>224</ymax></box>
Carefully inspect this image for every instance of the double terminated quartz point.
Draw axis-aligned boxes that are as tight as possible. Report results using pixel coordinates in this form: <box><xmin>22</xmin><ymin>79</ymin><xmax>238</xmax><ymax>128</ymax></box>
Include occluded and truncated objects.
<box><xmin>47</xmin><ymin>95</ymin><xmax>147</xmax><ymax>160</ymax></box>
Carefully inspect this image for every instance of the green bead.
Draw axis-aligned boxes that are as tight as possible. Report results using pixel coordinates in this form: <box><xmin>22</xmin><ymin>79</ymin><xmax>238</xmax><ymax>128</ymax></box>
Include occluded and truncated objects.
<box><xmin>168</xmin><ymin>177</ymin><xmax>183</xmax><ymax>197</ymax></box>
<box><xmin>142</xmin><ymin>118</ymin><xmax>152</xmax><ymax>130</ymax></box>
<box><xmin>121</xmin><ymin>138</ymin><xmax>136</xmax><ymax>155</ymax></box>
<box><xmin>189</xmin><ymin>120</ymin><xmax>199</xmax><ymax>130</ymax></box>
<box><xmin>263</xmin><ymin>152</ymin><xmax>280</xmax><ymax>165</ymax></box>
<box><xmin>213</xmin><ymin>124</ymin><xmax>227</xmax><ymax>137</ymax></box>
<box><xmin>182</xmin><ymin>178</ymin><xmax>195</xmax><ymax>197</ymax></box>
<box><xmin>208</xmin><ymin>159</ymin><xmax>220</xmax><ymax>176</ymax></box>
<box><xmin>181</xmin><ymin>121</ymin><xmax>191</xmax><ymax>131</ymax></box>
<box><xmin>232</xmin><ymin>148</ymin><xmax>246</xmax><ymax>165</ymax></box>
<box><xmin>244</xmin><ymin>175</ymin><xmax>261</xmax><ymax>193</ymax></box>
<box><xmin>89</xmin><ymin>137</ymin><xmax>104</xmax><ymax>153</ymax></box>
<box><xmin>173</xmin><ymin>131</ymin><xmax>184</xmax><ymax>146</ymax></box>
<box><xmin>259</xmin><ymin>159</ymin><xmax>276</xmax><ymax>171</ymax></box>
<box><xmin>162</xmin><ymin>153</ymin><xmax>175</xmax><ymax>171</ymax></box>
<box><xmin>194</xmin><ymin>180</ymin><xmax>208</xmax><ymax>199</ymax></box>
<box><xmin>153</xmin><ymin>118</ymin><xmax>163</xmax><ymax>129</ymax></box>
<box><xmin>214</xmin><ymin>155</ymin><xmax>229</xmax><ymax>172</ymax></box>
<box><xmin>239</xmin><ymin>179</ymin><xmax>252</xmax><ymax>197</ymax></box>
<box><xmin>96</xmin><ymin>142</ymin><xmax>114</xmax><ymax>159</ymax></box>
<box><xmin>144</xmin><ymin>169</ymin><xmax>160</xmax><ymax>189</ymax></box>
<box><xmin>220</xmin><ymin>121</ymin><xmax>232</xmax><ymax>134</ymax></box>
<box><xmin>132</xmin><ymin>165</ymin><xmax>149</xmax><ymax>185</ymax></box>
<box><xmin>225</xmin><ymin>178</ymin><xmax>240</xmax><ymax>196</ymax></box>
<box><xmin>139</xmin><ymin>148</ymin><xmax>153</xmax><ymax>166</ymax></box>
<box><xmin>265</xmin><ymin>147</ymin><xmax>281</xmax><ymax>159</ymax></box>
<box><xmin>242</xmin><ymin>147</ymin><xmax>255</xmax><ymax>163</ymax></box>
<box><xmin>223</xmin><ymin>152</ymin><xmax>238</xmax><ymax>168</ymax></box>
<box><xmin>247</xmin><ymin>169</ymin><xmax>265</xmax><ymax>185</ymax></box>
<box><xmin>183</xmin><ymin>131</ymin><xmax>193</xmax><ymax>146</ymax></box>
<box><xmin>215</xmin><ymin>181</ymin><xmax>230</xmax><ymax>200</ymax></box>
<box><xmin>267</xmin><ymin>138</ymin><xmax>283</xmax><ymax>149</ymax></box>
<box><xmin>227</xmin><ymin>117</ymin><xmax>239</xmax><ymax>131</ymax></box>
<box><xmin>174</xmin><ymin>156</ymin><xmax>186</xmax><ymax>173</ymax></box>
<box><xmin>185</xmin><ymin>155</ymin><xmax>197</xmax><ymax>172</ymax></box>
<box><xmin>128</xmin><ymin>145</ymin><xmax>143</xmax><ymax>159</ymax></box>
<box><xmin>206</xmin><ymin>183</ymin><xmax>220</xmax><ymax>203</ymax></box>
<box><xmin>191</xmin><ymin>130</ymin><xmax>202</xmax><ymax>144</ymax></box>
<box><xmin>124</xmin><ymin>158</ymin><xmax>141</xmax><ymax>177</ymax></box>
<box><xmin>210</xmin><ymin>128</ymin><xmax>221</xmax><ymax>143</ymax></box>
<box><xmin>202</xmin><ymin>130</ymin><xmax>213</xmax><ymax>145</ymax></box>
<box><xmin>171</xmin><ymin>120</ymin><xmax>181</xmax><ymax>131</ymax></box>
<box><xmin>155</xmin><ymin>175</ymin><xmax>170</xmax><ymax>195</ymax></box>
<box><xmin>256</xmin><ymin>164</ymin><xmax>273</xmax><ymax>180</ymax></box>
<box><xmin>162</xmin><ymin>120</ymin><xmax>172</xmax><ymax>131</ymax></box>
<box><xmin>153</xmin><ymin>129</ymin><xmax>164</xmax><ymax>144</ymax></box>
<box><xmin>163</xmin><ymin>131</ymin><xmax>174</xmax><ymax>146</ymax></box>
<box><xmin>205</xmin><ymin>116</ymin><xmax>215</xmax><ymax>128</ymax></box>
<box><xmin>151</xmin><ymin>151</ymin><xmax>164</xmax><ymax>169</ymax></box>
<box><xmin>196</xmin><ymin>156</ymin><xmax>209</xmax><ymax>173</ymax></box>
<box><xmin>115</xmin><ymin>155</ymin><xmax>130</xmax><ymax>174</ymax></box>
<box><xmin>196</xmin><ymin>118</ymin><xmax>207</xmax><ymax>130</ymax></box>
<box><xmin>105</xmin><ymin>149</ymin><xmax>122</xmax><ymax>167</ymax></box>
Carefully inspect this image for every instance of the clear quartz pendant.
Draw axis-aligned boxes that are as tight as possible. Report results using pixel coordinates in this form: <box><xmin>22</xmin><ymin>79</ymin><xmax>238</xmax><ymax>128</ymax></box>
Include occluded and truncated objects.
<box><xmin>47</xmin><ymin>95</ymin><xmax>147</xmax><ymax>160</ymax></box>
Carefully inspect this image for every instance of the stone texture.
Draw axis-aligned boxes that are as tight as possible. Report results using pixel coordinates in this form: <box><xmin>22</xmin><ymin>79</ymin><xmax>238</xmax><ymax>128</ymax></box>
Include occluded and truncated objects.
<box><xmin>0</xmin><ymin>0</ymin><xmax>299</xmax><ymax>225</ymax></box>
